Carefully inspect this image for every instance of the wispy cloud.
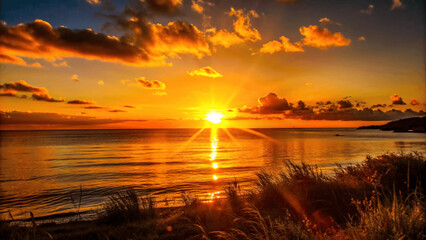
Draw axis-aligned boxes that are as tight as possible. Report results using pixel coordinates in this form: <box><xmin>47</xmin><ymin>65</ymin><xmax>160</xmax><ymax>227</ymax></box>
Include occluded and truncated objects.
<box><xmin>67</xmin><ymin>100</ymin><xmax>94</xmax><ymax>105</ymax></box>
<box><xmin>209</xmin><ymin>8</ymin><xmax>261</xmax><ymax>48</ymax></box>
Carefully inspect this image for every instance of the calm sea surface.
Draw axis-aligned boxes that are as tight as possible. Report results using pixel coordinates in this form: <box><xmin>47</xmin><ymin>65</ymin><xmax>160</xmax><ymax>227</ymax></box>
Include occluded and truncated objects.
<box><xmin>0</xmin><ymin>128</ymin><xmax>425</xmax><ymax>221</ymax></box>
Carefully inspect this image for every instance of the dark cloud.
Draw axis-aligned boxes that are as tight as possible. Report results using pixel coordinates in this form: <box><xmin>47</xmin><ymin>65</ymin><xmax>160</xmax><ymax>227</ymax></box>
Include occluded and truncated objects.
<box><xmin>1</xmin><ymin>14</ymin><xmax>210</xmax><ymax>67</ymax></box>
<box><xmin>239</xmin><ymin>93</ymin><xmax>293</xmax><ymax>114</ymax></box>
<box><xmin>144</xmin><ymin>0</ymin><xmax>182</xmax><ymax>14</ymax></box>
<box><xmin>371</xmin><ymin>104</ymin><xmax>387</xmax><ymax>108</ymax></box>
<box><xmin>238</xmin><ymin>93</ymin><xmax>425</xmax><ymax>121</ymax></box>
<box><xmin>355</xmin><ymin>101</ymin><xmax>366</xmax><ymax>107</ymax></box>
<box><xmin>125</xmin><ymin>77</ymin><xmax>166</xmax><ymax>90</ymax></box>
<box><xmin>285</xmin><ymin>108</ymin><xmax>424</xmax><ymax>121</ymax></box>
<box><xmin>101</xmin><ymin>3</ymin><xmax>210</xmax><ymax>63</ymax></box>
<box><xmin>0</xmin><ymin>20</ymin><xmax>155</xmax><ymax>67</ymax></box>
<box><xmin>109</xmin><ymin>109</ymin><xmax>127</xmax><ymax>113</ymax></box>
<box><xmin>123</xmin><ymin>105</ymin><xmax>136</xmax><ymax>108</ymax></box>
<box><xmin>296</xmin><ymin>100</ymin><xmax>308</xmax><ymax>110</ymax></box>
<box><xmin>84</xmin><ymin>106</ymin><xmax>106</xmax><ymax>109</ymax></box>
<box><xmin>390</xmin><ymin>94</ymin><xmax>406</xmax><ymax>105</ymax></box>
<box><xmin>67</xmin><ymin>100</ymin><xmax>93</xmax><ymax>105</ymax></box>
<box><xmin>136</xmin><ymin>78</ymin><xmax>165</xmax><ymax>89</ymax></box>
<box><xmin>337</xmin><ymin>100</ymin><xmax>353</xmax><ymax>110</ymax></box>
<box><xmin>0</xmin><ymin>111</ymin><xmax>142</xmax><ymax>127</ymax></box>
<box><xmin>316</xmin><ymin>101</ymin><xmax>332</xmax><ymax>106</ymax></box>
<box><xmin>31</xmin><ymin>93</ymin><xmax>64</xmax><ymax>102</ymax></box>
<box><xmin>0</xmin><ymin>80</ymin><xmax>45</xmax><ymax>93</ymax></box>
<box><xmin>0</xmin><ymin>80</ymin><xmax>64</xmax><ymax>102</ymax></box>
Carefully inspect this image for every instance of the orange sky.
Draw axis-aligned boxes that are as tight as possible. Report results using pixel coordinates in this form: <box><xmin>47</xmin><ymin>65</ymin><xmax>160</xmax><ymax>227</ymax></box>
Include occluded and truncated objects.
<box><xmin>0</xmin><ymin>0</ymin><xmax>424</xmax><ymax>129</ymax></box>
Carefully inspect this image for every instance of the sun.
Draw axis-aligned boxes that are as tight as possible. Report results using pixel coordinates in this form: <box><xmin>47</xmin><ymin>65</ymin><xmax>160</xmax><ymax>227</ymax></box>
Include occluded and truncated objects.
<box><xmin>205</xmin><ymin>112</ymin><xmax>223</xmax><ymax>124</ymax></box>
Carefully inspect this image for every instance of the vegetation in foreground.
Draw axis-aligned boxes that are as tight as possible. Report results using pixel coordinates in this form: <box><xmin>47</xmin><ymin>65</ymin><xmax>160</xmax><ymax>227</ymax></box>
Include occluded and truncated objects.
<box><xmin>1</xmin><ymin>152</ymin><xmax>425</xmax><ymax>240</ymax></box>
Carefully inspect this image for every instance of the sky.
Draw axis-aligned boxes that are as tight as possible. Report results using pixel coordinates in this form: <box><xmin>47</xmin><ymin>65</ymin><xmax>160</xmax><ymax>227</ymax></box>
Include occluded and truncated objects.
<box><xmin>0</xmin><ymin>0</ymin><xmax>424</xmax><ymax>129</ymax></box>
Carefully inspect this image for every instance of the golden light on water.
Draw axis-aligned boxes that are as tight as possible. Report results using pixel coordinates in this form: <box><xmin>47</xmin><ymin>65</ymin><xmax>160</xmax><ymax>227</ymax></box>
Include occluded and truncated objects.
<box><xmin>173</xmin><ymin>108</ymin><xmax>286</xmax><ymax>200</ymax></box>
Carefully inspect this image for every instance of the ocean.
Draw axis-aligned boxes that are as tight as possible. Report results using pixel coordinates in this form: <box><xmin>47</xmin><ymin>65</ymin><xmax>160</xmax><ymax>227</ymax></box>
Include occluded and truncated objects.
<box><xmin>0</xmin><ymin>128</ymin><xmax>425</xmax><ymax>222</ymax></box>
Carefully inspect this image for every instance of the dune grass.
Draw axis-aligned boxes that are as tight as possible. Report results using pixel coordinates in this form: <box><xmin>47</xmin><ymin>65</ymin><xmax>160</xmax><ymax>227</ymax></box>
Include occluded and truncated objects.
<box><xmin>1</xmin><ymin>152</ymin><xmax>425</xmax><ymax>240</ymax></box>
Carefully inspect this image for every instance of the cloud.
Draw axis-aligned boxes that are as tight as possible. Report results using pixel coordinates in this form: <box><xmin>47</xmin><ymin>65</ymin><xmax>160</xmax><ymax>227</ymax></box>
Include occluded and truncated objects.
<box><xmin>319</xmin><ymin>18</ymin><xmax>331</xmax><ymax>23</ymax></box>
<box><xmin>391</xmin><ymin>0</ymin><xmax>403</xmax><ymax>10</ymax></box>
<box><xmin>123</xmin><ymin>105</ymin><xmax>136</xmax><ymax>108</ymax></box>
<box><xmin>126</xmin><ymin>77</ymin><xmax>166</xmax><ymax>90</ymax></box>
<box><xmin>31</xmin><ymin>93</ymin><xmax>64</xmax><ymax>102</ymax></box>
<box><xmin>0</xmin><ymin>17</ymin><xmax>210</xmax><ymax>67</ymax></box>
<box><xmin>318</xmin><ymin>17</ymin><xmax>342</xmax><ymax>26</ymax></box>
<box><xmin>84</xmin><ymin>106</ymin><xmax>106</xmax><ymax>109</ymax></box>
<box><xmin>0</xmin><ymin>80</ymin><xmax>45</xmax><ymax>93</ymax></box>
<box><xmin>191</xmin><ymin>0</ymin><xmax>204</xmax><ymax>14</ymax></box>
<box><xmin>105</xmin><ymin>6</ymin><xmax>211</xmax><ymax>61</ymax></box>
<box><xmin>109</xmin><ymin>109</ymin><xmax>127</xmax><ymax>113</ymax></box>
<box><xmin>361</xmin><ymin>4</ymin><xmax>374</xmax><ymax>14</ymax></box>
<box><xmin>208</xmin><ymin>29</ymin><xmax>244</xmax><ymax>48</ymax></box>
<box><xmin>0</xmin><ymin>54</ymin><xmax>41</xmax><ymax>67</ymax></box>
<box><xmin>229</xmin><ymin>8</ymin><xmax>261</xmax><ymax>42</ymax></box>
<box><xmin>0</xmin><ymin>111</ymin><xmax>140</xmax><ymax>127</ymax></box>
<box><xmin>0</xmin><ymin>20</ymin><xmax>151</xmax><ymax>67</ymax></box>
<box><xmin>209</xmin><ymin>8</ymin><xmax>261</xmax><ymax>48</ymax></box>
<box><xmin>263</xmin><ymin>25</ymin><xmax>351</xmax><ymax>53</ymax></box>
<box><xmin>337</xmin><ymin>100</ymin><xmax>353</xmax><ymax>110</ymax></box>
<box><xmin>260</xmin><ymin>36</ymin><xmax>304</xmax><ymax>54</ymax></box>
<box><xmin>0</xmin><ymin>54</ymin><xmax>27</xmax><ymax>65</ymax></box>
<box><xmin>371</xmin><ymin>104</ymin><xmax>387</xmax><ymax>108</ymax></box>
<box><xmin>238</xmin><ymin>93</ymin><xmax>425</xmax><ymax>121</ymax></box>
<box><xmin>71</xmin><ymin>74</ymin><xmax>80</xmax><ymax>82</ymax></box>
<box><xmin>358</xmin><ymin>36</ymin><xmax>366</xmax><ymax>41</ymax></box>
<box><xmin>299</xmin><ymin>25</ymin><xmax>351</xmax><ymax>49</ymax></box>
<box><xmin>98</xmin><ymin>80</ymin><xmax>104</xmax><ymax>85</ymax></box>
<box><xmin>410</xmin><ymin>99</ymin><xmax>420</xmax><ymax>105</ymax></box>
<box><xmin>67</xmin><ymin>100</ymin><xmax>94</xmax><ymax>104</ymax></box>
<box><xmin>29</xmin><ymin>62</ymin><xmax>42</xmax><ymax>68</ymax></box>
<box><xmin>0</xmin><ymin>80</ymin><xmax>64</xmax><ymax>102</ymax></box>
<box><xmin>239</xmin><ymin>93</ymin><xmax>293</xmax><ymax>114</ymax></box>
<box><xmin>285</xmin><ymin>108</ymin><xmax>424</xmax><ymax>121</ymax></box>
<box><xmin>144</xmin><ymin>0</ymin><xmax>182</xmax><ymax>14</ymax></box>
<box><xmin>0</xmin><ymin>90</ymin><xmax>17</xmax><ymax>97</ymax></box>
<box><xmin>188</xmin><ymin>66</ymin><xmax>223</xmax><ymax>78</ymax></box>
<box><xmin>390</xmin><ymin>94</ymin><xmax>406</xmax><ymax>105</ymax></box>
